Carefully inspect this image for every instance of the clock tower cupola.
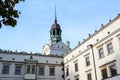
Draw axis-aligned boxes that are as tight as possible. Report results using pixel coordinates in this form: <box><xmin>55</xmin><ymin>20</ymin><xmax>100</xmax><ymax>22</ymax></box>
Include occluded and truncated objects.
<box><xmin>50</xmin><ymin>9</ymin><xmax>62</xmax><ymax>44</ymax></box>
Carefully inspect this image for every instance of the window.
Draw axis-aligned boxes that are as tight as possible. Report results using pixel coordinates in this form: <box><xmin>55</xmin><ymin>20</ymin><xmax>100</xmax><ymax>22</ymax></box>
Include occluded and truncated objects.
<box><xmin>87</xmin><ymin>73</ymin><xmax>92</xmax><ymax>80</ymax></box>
<box><xmin>99</xmin><ymin>48</ymin><xmax>104</xmax><ymax>58</ymax></box>
<box><xmin>117</xmin><ymin>34</ymin><xmax>120</xmax><ymax>48</ymax></box>
<box><xmin>75</xmin><ymin>78</ymin><xmax>79</xmax><ymax>80</ymax></box>
<box><xmin>15</xmin><ymin>64</ymin><xmax>22</xmax><ymax>75</ymax></box>
<box><xmin>75</xmin><ymin>75</ymin><xmax>79</xmax><ymax>80</ymax></box>
<box><xmin>38</xmin><ymin>66</ymin><xmax>44</xmax><ymax>75</ymax></box>
<box><xmin>2</xmin><ymin>64</ymin><xmax>10</xmax><ymax>74</ymax></box>
<box><xmin>75</xmin><ymin>63</ymin><xmax>78</xmax><ymax>72</ymax></box>
<box><xmin>57</xmin><ymin>30</ymin><xmax>59</xmax><ymax>35</ymax></box>
<box><xmin>53</xmin><ymin>30</ymin><xmax>55</xmax><ymax>35</ymax></box>
<box><xmin>119</xmin><ymin>37</ymin><xmax>120</xmax><ymax>48</ymax></box>
<box><xmin>86</xmin><ymin>56</ymin><xmax>90</xmax><ymax>66</ymax></box>
<box><xmin>62</xmin><ymin>75</ymin><xmax>64</xmax><ymax>78</ymax></box>
<box><xmin>101</xmin><ymin>68</ymin><xmax>108</xmax><ymax>79</ymax></box>
<box><xmin>110</xmin><ymin>64</ymin><xmax>117</xmax><ymax>77</ymax></box>
<box><xmin>27</xmin><ymin>65</ymin><xmax>31</xmax><ymax>74</ymax></box>
<box><xmin>107</xmin><ymin>43</ymin><xmax>113</xmax><ymax>54</ymax></box>
<box><xmin>27</xmin><ymin>64</ymin><xmax>35</xmax><ymax>74</ymax></box>
<box><xmin>32</xmin><ymin>65</ymin><xmax>35</xmax><ymax>74</ymax></box>
<box><xmin>49</xmin><ymin>67</ymin><xmax>55</xmax><ymax>76</ymax></box>
<box><xmin>62</xmin><ymin>68</ymin><xmax>64</xmax><ymax>71</ymax></box>
<box><xmin>66</xmin><ymin>68</ymin><xmax>69</xmax><ymax>76</ymax></box>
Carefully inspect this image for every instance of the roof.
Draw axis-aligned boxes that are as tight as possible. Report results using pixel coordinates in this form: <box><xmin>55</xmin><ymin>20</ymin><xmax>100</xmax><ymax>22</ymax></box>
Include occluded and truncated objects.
<box><xmin>50</xmin><ymin>20</ymin><xmax>61</xmax><ymax>30</ymax></box>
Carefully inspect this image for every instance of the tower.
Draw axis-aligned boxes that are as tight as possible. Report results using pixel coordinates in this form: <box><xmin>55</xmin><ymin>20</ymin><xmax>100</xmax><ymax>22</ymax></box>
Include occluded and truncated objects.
<box><xmin>50</xmin><ymin>8</ymin><xmax>62</xmax><ymax>44</ymax></box>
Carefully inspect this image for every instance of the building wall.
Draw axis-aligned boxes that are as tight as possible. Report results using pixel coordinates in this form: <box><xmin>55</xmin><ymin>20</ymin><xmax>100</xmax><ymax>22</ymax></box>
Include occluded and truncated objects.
<box><xmin>64</xmin><ymin>15</ymin><xmax>120</xmax><ymax>80</ymax></box>
<box><xmin>0</xmin><ymin>53</ymin><xmax>64</xmax><ymax>80</ymax></box>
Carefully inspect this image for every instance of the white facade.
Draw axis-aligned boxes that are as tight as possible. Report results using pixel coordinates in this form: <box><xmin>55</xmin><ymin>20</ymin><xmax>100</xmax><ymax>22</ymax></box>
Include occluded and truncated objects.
<box><xmin>42</xmin><ymin>41</ymin><xmax>70</xmax><ymax>55</ymax></box>
<box><xmin>0</xmin><ymin>52</ymin><xmax>64</xmax><ymax>80</ymax></box>
<box><xmin>64</xmin><ymin>14</ymin><xmax>120</xmax><ymax>80</ymax></box>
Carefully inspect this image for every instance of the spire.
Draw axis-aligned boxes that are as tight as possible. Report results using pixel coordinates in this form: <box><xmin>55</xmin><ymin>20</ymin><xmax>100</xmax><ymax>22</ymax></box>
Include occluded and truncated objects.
<box><xmin>55</xmin><ymin>5</ymin><xmax>57</xmax><ymax>23</ymax></box>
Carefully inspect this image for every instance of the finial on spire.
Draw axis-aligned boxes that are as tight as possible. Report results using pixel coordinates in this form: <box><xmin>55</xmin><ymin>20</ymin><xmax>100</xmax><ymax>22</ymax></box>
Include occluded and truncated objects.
<box><xmin>55</xmin><ymin>5</ymin><xmax>57</xmax><ymax>23</ymax></box>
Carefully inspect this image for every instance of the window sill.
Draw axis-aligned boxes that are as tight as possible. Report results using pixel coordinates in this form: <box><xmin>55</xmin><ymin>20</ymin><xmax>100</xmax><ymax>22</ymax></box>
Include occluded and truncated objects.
<box><xmin>1</xmin><ymin>73</ymin><xmax>9</xmax><ymax>75</ymax></box>
<box><xmin>107</xmin><ymin>51</ymin><xmax>115</xmax><ymax>56</ymax></box>
<box><xmin>14</xmin><ymin>74</ymin><xmax>22</xmax><ymax>75</ymax></box>
<box><xmin>98</xmin><ymin>56</ymin><xmax>105</xmax><ymax>60</ymax></box>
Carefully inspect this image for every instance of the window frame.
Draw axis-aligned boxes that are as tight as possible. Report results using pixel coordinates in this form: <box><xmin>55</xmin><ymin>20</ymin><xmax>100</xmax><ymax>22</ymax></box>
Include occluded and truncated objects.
<box><xmin>101</xmin><ymin>68</ymin><xmax>108</xmax><ymax>79</ymax></box>
<box><xmin>98</xmin><ymin>48</ymin><xmax>104</xmax><ymax>59</ymax></box>
<box><xmin>107</xmin><ymin>43</ymin><xmax>114</xmax><ymax>54</ymax></box>
<box><xmin>109</xmin><ymin>64</ymin><xmax>117</xmax><ymax>77</ymax></box>
<box><xmin>49</xmin><ymin>67</ymin><xmax>55</xmax><ymax>76</ymax></box>
<box><xmin>85</xmin><ymin>56</ymin><xmax>90</xmax><ymax>66</ymax></box>
<box><xmin>66</xmin><ymin>67</ymin><xmax>69</xmax><ymax>77</ymax></box>
<box><xmin>38</xmin><ymin>66</ymin><xmax>44</xmax><ymax>75</ymax></box>
<box><xmin>74</xmin><ymin>62</ymin><xmax>78</xmax><ymax>72</ymax></box>
<box><xmin>14</xmin><ymin>64</ymin><xmax>22</xmax><ymax>75</ymax></box>
<box><xmin>87</xmin><ymin>73</ymin><xmax>92</xmax><ymax>80</ymax></box>
<box><xmin>26</xmin><ymin>64</ymin><xmax>36</xmax><ymax>74</ymax></box>
<box><xmin>2</xmin><ymin>64</ymin><xmax>10</xmax><ymax>74</ymax></box>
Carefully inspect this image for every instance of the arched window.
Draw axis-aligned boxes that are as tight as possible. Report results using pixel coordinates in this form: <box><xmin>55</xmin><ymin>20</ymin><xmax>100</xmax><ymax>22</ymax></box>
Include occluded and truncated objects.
<box><xmin>57</xmin><ymin>30</ymin><xmax>59</xmax><ymax>35</ymax></box>
<box><xmin>53</xmin><ymin>30</ymin><xmax>55</xmax><ymax>35</ymax></box>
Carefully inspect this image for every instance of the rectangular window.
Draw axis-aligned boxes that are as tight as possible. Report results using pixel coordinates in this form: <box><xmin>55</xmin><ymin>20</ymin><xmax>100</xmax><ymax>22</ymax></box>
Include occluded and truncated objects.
<box><xmin>75</xmin><ymin>78</ymin><xmax>79</xmax><ymax>80</ymax></box>
<box><xmin>101</xmin><ymin>68</ymin><xmax>108</xmax><ymax>79</ymax></box>
<box><xmin>75</xmin><ymin>63</ymin><xmax>78</xmax><ymax>72</ymax></box>
<box><xmin>32</xmin><ymin>65</ymin><xmax>35</xmax><ymax>74</ymax></box>
<box><xmin>2</xmin><ymin>64</ymin><xmax>10</xmax><ymax>74</ymax></box>
<box><xmin>49</xmin><ymin>67</ymin><xmax>55</xmax><ymax>76</ymax></box>
<box><xmin>87</xmin><ymin>73</ymin><xmax>92</xmax><ymax>80</ymax></box>
<box><xmin>119</xmin><ymin>37</ymin><xmax>120</xmax><ymax>48</ymax></box>
<box><xmin>62</xmin><ymin>75</ymin><xmax>64</xmax><ymax>78</ymax></box>
<box><xmin>107</xmin><ymin>43</ymin><xmax>113</xmax><ymax>54</ymax></box>
<box><xmin>99</xmin><ymin>48</ymin><xmax>104</xmax><ymax>58</ymax></box>
<box><xmin>15</xmin><ymin>65</ymin><xmax>22</xmax><ymax>75</ymax></box>
<box><xmin>38</xmin><ymin>67</ymin><xmax>44</xmax><ymax>75</ymax></box>
<box><xmin>66</xmin><ymin>68</ymin><xmax>69</xmax><ymax>76</ymax></box>
<box><xmin>86</xmin><ymin>56</ymin><xmax>90</xmax><ymax>66</ymax></box>
<box><xmin>62</xmin><ymin>68</ymin><xmax>64</xmax><ymax>71</ymax></box>
<box><xmin>110</xmin><ymin>64</ymin><xmax>117</xmax><ymax>77</ymax></box>
<box><xmin>75</xmin><ymin>75</ymin><xmax>79</xmax><ymax>80</ymax></box>
<box><xmin>27</xmin><ymin>65</ymin><xmax>31</xmax><ymax>74</ymax></box>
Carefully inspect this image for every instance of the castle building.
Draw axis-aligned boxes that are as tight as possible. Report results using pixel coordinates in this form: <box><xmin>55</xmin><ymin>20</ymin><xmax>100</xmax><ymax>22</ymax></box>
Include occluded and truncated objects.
<box><xmin>64</xmin><ymin>14</ymin><xmax>120</xmax><ymax>80</ymax></box>
<box><xmin>0</xmin><ymin>14</ymin><xmax>120</xmax><ymax>80</ymax></box>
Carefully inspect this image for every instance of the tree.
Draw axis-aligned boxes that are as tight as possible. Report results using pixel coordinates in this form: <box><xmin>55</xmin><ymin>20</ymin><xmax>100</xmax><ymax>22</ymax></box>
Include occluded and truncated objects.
<box><xmin>0</xmin><ymin>0</ymin><xmax>24</xmax><ymax>28</ymax></box>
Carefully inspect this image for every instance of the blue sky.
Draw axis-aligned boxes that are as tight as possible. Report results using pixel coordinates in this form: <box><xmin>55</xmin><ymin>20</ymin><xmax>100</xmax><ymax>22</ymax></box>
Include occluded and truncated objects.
<box><xmin>0</xmin><ymin>0</ymin><xmax>120</xmax><ymax>53</ymax></box>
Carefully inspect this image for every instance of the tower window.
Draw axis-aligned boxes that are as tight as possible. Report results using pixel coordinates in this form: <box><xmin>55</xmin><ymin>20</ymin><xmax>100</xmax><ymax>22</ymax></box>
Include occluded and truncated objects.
<box><xmin>57</xmin><ymin>30</ymin><xmax>59</xmax><ymax>35</ymax></box>
<box><xmin>53</xmin><ymin>30</ymin><xmax>55</xmax><ymax>35</ymax></box>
